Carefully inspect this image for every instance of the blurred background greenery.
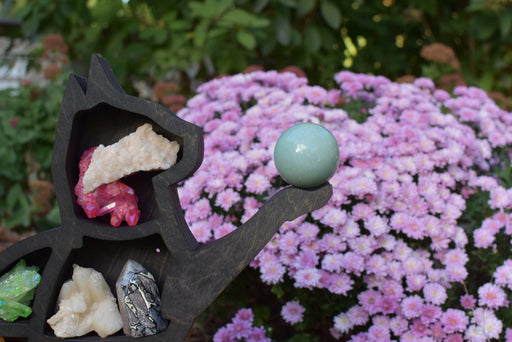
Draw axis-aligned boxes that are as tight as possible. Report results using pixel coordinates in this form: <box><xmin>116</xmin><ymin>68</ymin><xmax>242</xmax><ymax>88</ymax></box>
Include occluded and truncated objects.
<box><xmin>3</xmin><ymin>0</ymin><xmax>512</xmax><ymax>96</ymax></box>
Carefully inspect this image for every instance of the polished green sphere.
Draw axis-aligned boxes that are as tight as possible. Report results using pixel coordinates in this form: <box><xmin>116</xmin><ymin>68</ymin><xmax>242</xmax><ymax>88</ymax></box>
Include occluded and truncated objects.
<box><xmin>274</xmin><ymin>123</ymin><xmax>340</xmax><ymax>188</ymax></box>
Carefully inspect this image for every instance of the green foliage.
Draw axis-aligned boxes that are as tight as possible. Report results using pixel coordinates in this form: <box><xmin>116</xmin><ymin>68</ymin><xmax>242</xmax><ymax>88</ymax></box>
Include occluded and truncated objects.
<box><xmin>2</xmin><ymin>0</ymin><xmax>512</xmax><ymax>97</ymax></box>
<box><xmin>0</xmin><ymin>76</ymin><xmax>65</xmax><ymax>230</ymax></box>
<box><xmin>0</xmin><ymin>1</ymin><xmax>400</xmax><ymax>91</ymax></box>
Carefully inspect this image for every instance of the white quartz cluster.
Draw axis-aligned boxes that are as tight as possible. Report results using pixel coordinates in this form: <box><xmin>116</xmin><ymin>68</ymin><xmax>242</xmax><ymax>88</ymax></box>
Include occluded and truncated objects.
<box><xmin>82</xmin><ymin>123</ymin><xmax>180</xmax><ymax>193</ymax></box>
<box><xmin>47</xmin><ymin>264</ymin><xmax>123</xmax><ymax>338</ymax></box>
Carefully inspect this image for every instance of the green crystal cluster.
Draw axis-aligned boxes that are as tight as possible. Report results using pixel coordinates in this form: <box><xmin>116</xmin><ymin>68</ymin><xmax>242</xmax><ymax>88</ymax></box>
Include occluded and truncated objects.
<box><xmin>0</xmin><ymin>259</ymin><xmax>41</xmax><ymax>322</ymax></box>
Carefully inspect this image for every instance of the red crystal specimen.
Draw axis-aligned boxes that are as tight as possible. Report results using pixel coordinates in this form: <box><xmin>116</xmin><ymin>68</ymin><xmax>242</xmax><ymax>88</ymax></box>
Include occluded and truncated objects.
<box><xmin>74</xmin><ymin>147</ymin><xmax>140</xmax><ymax>227</ymax></box>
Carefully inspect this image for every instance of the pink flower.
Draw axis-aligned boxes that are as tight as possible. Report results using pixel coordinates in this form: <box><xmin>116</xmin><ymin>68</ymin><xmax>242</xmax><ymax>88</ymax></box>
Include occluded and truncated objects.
<box><xmin>343</xmin><ymin>251</ymin><xmax>365</xmax><ymax>275</ymax></box>
<box><xmin>213</xmin><ymin>308</ymin><xmax>269</xmax><ymax>342</ymax></box>
<box><xmin>293</xmin><ymin>250</ymin><xmax>318</xmax><ymax>269</ymax></box>
<box><xmin>279</xmin><ymin>231</ymin><xmax>300</xmax><ymax>254</ymax></box>
<box><xmin>473</xmin><ymin>227</ymin><xmax>496</xmax><ymax>248</ymax></box>
<box><xmin>358</xmin><ymin>290</ymin><xmax>383</xmax><ymax>315</ymax></box>
<box><xmin>186</xmin><ymin>198</ymin><xmax>211</xmax><ymax>220</ymax></box>
<box><xmin>460</xmin><ymin>294</ymin><xmax>476</xmax><ymax>310</ymax></box>
<box><xmin>248</xmin><ymin>327</ymin><xmax>270</xmax><ymax>342</ymax></box>
<box><xmin>333</xmin><ymin>312</ymin><xmax>352</xmax><ymax>333</ymax></box>
<box><xmin>228</xmin><ymin>320</ymin><xmax>252</xmax><ymax>339</ymax></box>
<box><xmin>480</xmin><ymin>314</ymin><xmax>503</xmax><ymax>339</ymax></box>
<box><xmin>379</xmin><ymin>280</ymin><xmax>404</xmax><ymax>300</ymax></box>
<box><xmin>400</xmin><ymin>295</ymin><xmax>424</xmax><ymax>319</ymax></box>
<box><xmin>320</xmin><ymin>208</ymin><xmax>347</xmax><ymax>228</ymax></box>
<box><xmin>478</xmin><ymin>283</ymin><xmax>508</xmax><ymax>308</ymax></box>
<box><xmin>446</xmin><ymin>264</ymin><xmax>468</xmax><ymax>282</ymax></box>
<box><xmin>346</xmin><ymin>305</ymin><xmax>369</xmax><ymax>326</ymax></box>
<box><xmin>245</xmin><ymin>173</ymin><xmax>271</xmax><ymax>194</ymax></box>
<box><xmin>441</xmin><ymin>309</ymin><xmax>468</xmax><ymax>334</ymax></box>
<box><xmin>420</xmin><ymin>304</ymin><xmax>442</xmax><ymax>325</ymax></box>
<box><xmin>213</xmin><ymin>327</ymin><xmax>231</xmax><ymax>342</ymax></box>
<box><xmin>367</xmin><ymin>325</ymin><xmax>390</xmax><ymax>341</ymax></box>
<box><xmin>293</xmin><ymin>268</ymin><xmax>321</xmax><ymax>289</ymax></box>
<box><xmin>365</xmin><ymin>215</ymin><xmax>389</xmax><ymax>236</ymax></box>
<box><xmin>190</xmin><ymin>220</ymin><xmax>211</xmax><ymax>243</ymax></box>
<box><xmin>326</xmin><ymin>273</ymin><xmax>354</xmax><ymax>295</ymax></box>
<box><xmin>410</xmin><ymin>319</ymin><xmax>429</xmax><ymax>338</ymax></box>
<box><xmin>297</xmin><ymin>222</ymin><xmax>320</xmax><ymax>242</ymax></box>
<box><xmin>215</xmin><ymin>188</ymin><xmax>241</xmax><ymax>211</ymax></box>
<box><xmin>405</xmin><ymin>274</ymin><xmax>426</xmax><ymax>292</ymax></box>
<box><xmin>423</xmin><ymin>282</ymin><xmax>447</xmax><ymax>305</ymax></box>
<box><xmin>281</xmin><ymin>300</ymin><xmax>305</xmax><ymax>324</ymax></box>
<box><xmin>234</xmin><ymin>308</ymin><xmax>254</xmax><ymax>323</ymax></box>
<box><xmin>389</xmin><ymin>315</ymin><xmax>408</xmax><ymax>336</ymax></box>
<box><xmin>321</xmin><ymin>253</ymin><xmax>344</xmax><ymax>272</ymax></box>
<box><xmin>365</xmin><ymin>254</ymin><xmax>387</xmax><ymax>278</ymax></box>
<box><xmin>506</xmin><ymin>328</ymin><xmax>512</xmax><ymax>342</ymax></box>
<box><xmin>445</xmin><ymin>333</ymin><xmax>464</xmax><ymax>342</ymax></box>
<box><xmin>430</xmin><ymin>322</ymin><xmax>446</xmax><ymax>340</ymax></box>
<box><xmin>443</xmin><ymin>248</ymin><xmax>469</xmax><ymax>266</ymax></box>
<box><xmin>349</xmin><ymin>236</ymin><xmax>375</xmax><ymax>256</ymax></box>
<box><xmin>213</xmin><ymin>222</ymin><xmax>236</xmax><ymax>239</ymax></box>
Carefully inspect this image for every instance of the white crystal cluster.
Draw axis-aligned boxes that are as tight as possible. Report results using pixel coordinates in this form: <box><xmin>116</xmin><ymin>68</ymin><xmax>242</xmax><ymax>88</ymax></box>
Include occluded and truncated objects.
<box><xmin>47</xmin><ymin>264</ymin><xmax>123</xmax><ymax>338</ymax></box>
<box><xmin>82</xmin><ymin>123</ymin><xmax>180</xmax><ymax>193</ymax></box>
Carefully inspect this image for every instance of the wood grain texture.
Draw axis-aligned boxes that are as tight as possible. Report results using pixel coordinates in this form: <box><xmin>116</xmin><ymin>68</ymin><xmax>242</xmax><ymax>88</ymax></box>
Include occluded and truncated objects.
<box><xmin>0</xmin><ymin>55</ymin><xmax>333</xmax><ymax>341</ymax></box>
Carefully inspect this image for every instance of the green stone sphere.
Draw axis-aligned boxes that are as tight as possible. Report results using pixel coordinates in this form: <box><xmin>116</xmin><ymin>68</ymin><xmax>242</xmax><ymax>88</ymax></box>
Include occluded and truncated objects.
<box><xmin>274</xmin><ymin>123</ymin><xmax>340</xmax><ymax>188</ymax></box>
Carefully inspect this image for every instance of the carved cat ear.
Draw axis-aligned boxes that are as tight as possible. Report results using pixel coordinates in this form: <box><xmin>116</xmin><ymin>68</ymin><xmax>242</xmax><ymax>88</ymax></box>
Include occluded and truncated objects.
<box><xmin>51</xmin><ymin>54</ymin><xmax>203</xmax><ymax>232</ymax></box>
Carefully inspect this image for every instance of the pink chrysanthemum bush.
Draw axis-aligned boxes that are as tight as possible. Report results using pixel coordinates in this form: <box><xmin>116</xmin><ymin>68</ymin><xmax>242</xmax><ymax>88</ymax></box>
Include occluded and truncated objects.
<box><xmin>177</xmin><ymin>69</ymin><xmax>512</xmax><ymax>341</ymax></box>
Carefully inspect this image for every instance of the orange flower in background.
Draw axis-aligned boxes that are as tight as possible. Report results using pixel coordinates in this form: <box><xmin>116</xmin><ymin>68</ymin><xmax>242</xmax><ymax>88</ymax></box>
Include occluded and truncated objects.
<box><xmin>420</xmin><ymin>43</ymin><xmax>460</xmax><ymax>70</ymax></box>
<box><xmin>396</xmin><ymin>75</ymin><xmax>416</xmax><ymax>83</ymax></box>
<box><xmin>243</xmin><ymin>65</ymin><xmax>264</xmax><ymax>74</ymax></box>
<box><xmin>153</xmin><ymin>80</ymin><xmax>179</xmax><ymax>101</ymax></box>
<box><xmin>162</xmin><ymin>93</ymin><xmax>186</xmax><ymax>113</ymax></box>
<box><xmin>29</xmin><ymin>180</ymin><xmax>55</xmax><ymax>215</ymax></box>
<box><xmin>439</xmin><ymin>73</ymin><xmax>466</xmax><ymax>90</ymax></box>
<box><xmin>153</xmin><ymin>80</ymin><xmax>185</xmax><ymax>112</ymax></box>
<box><xmin>43</xmin><ymin>63</ymin><xmax>62</xmax><ymax>80</ymax></box>
<box><xmin>41</xmin><ymin>34</ymin><xmax>70</xmax><ymax>80</ymax></box>
<box><xmin>42</xmin><ymin>34</ymin><xmax>68</xmax><ymax>54</ymax></box>
<box><xmin>280</xmin><ymin>65</ymin><xmax>307</xmax><ymax>78</ymax></box>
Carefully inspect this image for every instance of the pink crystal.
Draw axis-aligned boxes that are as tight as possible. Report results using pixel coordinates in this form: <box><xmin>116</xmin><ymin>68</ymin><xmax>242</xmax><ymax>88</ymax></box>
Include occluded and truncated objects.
<box><xmin>74</xmin><ymin>147</ymin><xmax>140</xmax><ymax>227</ymax></box>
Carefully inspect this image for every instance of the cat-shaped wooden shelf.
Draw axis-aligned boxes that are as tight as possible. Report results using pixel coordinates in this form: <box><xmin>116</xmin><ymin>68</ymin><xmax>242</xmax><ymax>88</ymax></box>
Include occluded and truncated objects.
<box><xmin>0</xmin><ymin>55</ymin><xmax>332</xmax><ymax>341</ymax></box>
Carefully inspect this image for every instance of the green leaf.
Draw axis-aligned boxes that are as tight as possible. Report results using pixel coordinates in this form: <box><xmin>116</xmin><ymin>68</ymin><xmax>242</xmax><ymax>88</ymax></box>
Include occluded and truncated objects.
<box><xmin>275</xmin><ymin>15</ymin><xmax>292</xmax><ymax>45</ymax></box>
<box><xmin>220</xmin><ymin>8</ymin><xmax>270</xmax><ymax>28</ymax></box>
<box><xmin>237</xmin><ymin>30</ymin><xmax>256</xmax><ymax>49</ymax></box>
<box><xmin>277</xmin><ymin>0</ymin><xmax>297</xmax><ymax>7</ymax></box>
<box><xmin>320</xmin><ymin>1</ymin><xmax>341</xmax><ymax>29</ymax></box>
<box><xmin>21</xmin><ymin>14</ymin><xmax>39</xmax><ymax>37</ymax></box>
<box><xmin>253</xmin><ymin>305</ymin><xmax>271</xmax><ymax>327</ymax></box>
<box><xmin>296</xmin><ymin>0</ymin><xmax>316</xmax><ymax>17</ymax></box>
<box><xmin>194</xmin><ymin>18</ymin><xmax>210</xmax><ymax>47</ymax></box>
<box><xmin>499</xmin><ymin>10</ymin><xmax>512</xmax><ymax>37</ymax></box>
<box><xmin>304</xmin><ymin>25</ymin><xmax>321</xmax><ymax>52</ymax></box>
<box><xmin>140</xmin><ymin>26</ymin><xmax>168</xmax><ymax>44</ymax></box>
<box><xmin>90</xmin><ymin>0</ymin><xmax>122</xmax><ymax>23</ymax></box>
<box><xmin>213</xmin><ymin>0</ymin><xmax>235</xmax><ymax>16</ymax></box>
<box><xmin>189</xmin><ymin>1</ymin><xmax>208</xmax><ymax>17</ymax></box>
<box><xmin>6</xmin><ymin>184</ymin><xmax>23</xmax><ymax>210</ymax></box>
<box><xmin>468</xmin><ymin>12</ymin><xmax>498</xmax><ymax>40</ymax></box>
<box><xmin>4</xmin><ymin>184</ymin><xmax>30</xmax><ymax>228</ymax></box>
<box><xmin>190</xmin><ymin>0</ymin><xmax>233</xmax><ymax>18</ymax></box>
<box><xmin>271</xmin><ymin>284</ymin><xmax>285</xmax><ymax>298</ymax></box>
<box><xmin>254</xmin><ymin>0</ymin><xmax>270</xmax><ymax>13</ymax></box>
<box><xmin>287</xmin><ymin>333</ymin><xmax>320</xmax><ymax>342</ymax></box>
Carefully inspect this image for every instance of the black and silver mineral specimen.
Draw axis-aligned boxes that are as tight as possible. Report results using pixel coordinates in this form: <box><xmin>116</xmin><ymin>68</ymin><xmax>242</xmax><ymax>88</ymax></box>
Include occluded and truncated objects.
<box><xmin>116</xmin><ymin>259</ymin><xmax>168</xmax><ymax>338</ymax></box>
